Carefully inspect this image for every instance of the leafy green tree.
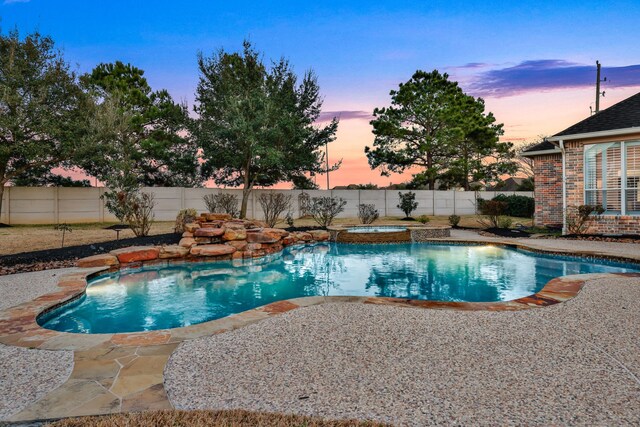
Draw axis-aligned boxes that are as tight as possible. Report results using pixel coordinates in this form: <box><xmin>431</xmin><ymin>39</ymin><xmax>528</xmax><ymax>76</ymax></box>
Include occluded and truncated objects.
<box><xmin>397</xmin><ymin>191</ymin><xmax>418</xmax><ymax>218</ymax></box>
<box><xmin>366</xmin><ymin>70</ymin><xmax>517</xmax><ymax>190</ymax></box>
<box><xmin>0</xmin><ymin>30</ymin><xmax>92</xmax><ymax>222</ymax></box>
<box><xmin>80</xmin><ymin>61</ymin><xmax>200</xmax><ymax>190</ymax></box>
<box><xmin>12</xmin><ymin>166</ymin><xmax>92</xmax><ymax>187</ymax></box>
<box><xmin>291</xmin><ymin>175</ymin><xmax>320</xmax><ymax>190</ymax></box>
<box><xmin>194</xmin><ymin>41</ymin><xmax>339</xmax><ymax>218</ymax></box>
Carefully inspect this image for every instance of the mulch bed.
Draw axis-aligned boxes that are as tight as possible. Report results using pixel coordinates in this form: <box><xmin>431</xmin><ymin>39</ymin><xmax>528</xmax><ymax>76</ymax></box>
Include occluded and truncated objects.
<box><xmin>284</xmin><ymin>226</ymin><xmax>326</xmax><ymax>232</ymax></box>
<box><xmin>0</xmin><ymin>233</ymin><xmax>180</xmax><ymax>276</ymax></box>
<box><xmin>479</xmin><ymin>228</ymin><xmax>532</xmax><ymax>238</ymax></box>
<box><xmin>47</xmin><ymin>409</ymin><xmax>388</xmax><ymax>427</ymax></box>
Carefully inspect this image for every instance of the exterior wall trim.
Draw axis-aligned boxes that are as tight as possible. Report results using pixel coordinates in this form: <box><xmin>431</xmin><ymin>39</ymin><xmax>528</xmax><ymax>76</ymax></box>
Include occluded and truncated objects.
<box><xmin>548</xmin><ymin>126</ymin><xmax>640</xmax><ymax>142</ymax></box>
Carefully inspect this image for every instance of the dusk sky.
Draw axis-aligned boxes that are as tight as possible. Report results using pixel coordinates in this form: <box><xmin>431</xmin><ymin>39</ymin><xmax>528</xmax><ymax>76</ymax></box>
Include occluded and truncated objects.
<box><xmin>3</xmin><ymin>0</ymin><xmax>640</xmax><ymax>188</ymax></box>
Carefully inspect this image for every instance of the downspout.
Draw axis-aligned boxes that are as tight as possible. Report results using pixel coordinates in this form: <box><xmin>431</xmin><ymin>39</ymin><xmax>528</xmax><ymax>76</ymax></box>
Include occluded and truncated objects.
<box><xmin>559</xmin><ymin>140</ymin><xmax>567</xmax><ymax>235</ymax></box>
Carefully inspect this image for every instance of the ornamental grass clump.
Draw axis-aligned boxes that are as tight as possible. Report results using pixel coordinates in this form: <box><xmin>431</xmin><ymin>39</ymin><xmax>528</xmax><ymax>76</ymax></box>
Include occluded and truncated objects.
<box><xmin>174</xmin><ymin>208</ymin><xmax>198</xmax><ymax>233</ymax></box>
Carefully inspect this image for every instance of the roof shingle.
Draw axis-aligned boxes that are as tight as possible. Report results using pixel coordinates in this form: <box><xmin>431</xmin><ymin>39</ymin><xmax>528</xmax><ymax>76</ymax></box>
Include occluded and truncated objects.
<box><xmin>554</xmin><ymin>91</ymin><xmax>640</xmax><ymax>137</ymax></box>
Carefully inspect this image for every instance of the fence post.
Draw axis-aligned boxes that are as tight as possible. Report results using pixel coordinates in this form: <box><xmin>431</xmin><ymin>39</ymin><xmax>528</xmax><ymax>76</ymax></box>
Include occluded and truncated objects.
<box><xmin>384</xmin><ymin>190</ymin><xmax>388</xmax><ymax>217</ymax></box>
<box><xmin>6</xmin><ymin>187</ymin><xmax>10</xmax><ymax>225</ymax></box>
<box><xmin>54</xmin><ymin>187</ymin><xmax>60</xmax><ymax>224</ymax></box>
<box><xmin>453</xmin><ymin>190</ymin><xmax>456</xmax><ymax>216</ymax></box>
<box><xmin>99</xmin><ymin>187</ymin><xmax>105</xmax><ymax>223</ymax></box>
<box><xmin>432</xmin><ymin>190</ymin><xmax>435</xmax><ymax>216</ymax></box>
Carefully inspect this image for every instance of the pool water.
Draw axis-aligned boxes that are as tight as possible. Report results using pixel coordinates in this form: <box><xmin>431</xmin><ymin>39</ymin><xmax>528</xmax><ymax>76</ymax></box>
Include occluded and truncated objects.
<box><xmin>39</xmin><ymin>243</ymin><xmax>640</xmax><ymax>334</ymax></box>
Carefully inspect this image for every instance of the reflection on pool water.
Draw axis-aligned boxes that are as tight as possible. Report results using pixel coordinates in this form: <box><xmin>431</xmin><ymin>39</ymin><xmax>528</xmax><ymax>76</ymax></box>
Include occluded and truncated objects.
<box><xmin>39</xmin><ymin>243</ymin><xmax>639</xmax><ymax>334</ymax></box>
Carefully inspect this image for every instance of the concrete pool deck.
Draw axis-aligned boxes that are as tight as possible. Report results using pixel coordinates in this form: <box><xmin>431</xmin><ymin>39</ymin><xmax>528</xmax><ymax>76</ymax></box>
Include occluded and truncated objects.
<box><xmin>0</xmin><ymin>230</ymin><xmax>639</xmax><ymax>424</ymax></box>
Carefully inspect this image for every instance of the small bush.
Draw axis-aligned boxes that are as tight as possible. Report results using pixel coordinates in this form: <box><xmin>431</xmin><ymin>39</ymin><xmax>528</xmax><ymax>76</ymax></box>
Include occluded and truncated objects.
<box><xmin>310</xmin><ymin>197</ymin><xmax>347</xmax><ymax>227</ymax></box>
<box><xmin>566</xmin><ymin>204</ymin><xmax>605</xmax><ymax>235</ymax></box>
<box><xmin>397</xmin><ymin>192</ymin><xmax>418</xmax><ymax>218</ymax></box>
<box><xmin>417</xmin><ymin>215</ymin><xmax>430</xmax><ymax>224</ymax></box>
<box><xmin>103</xmin><ymin>189</ymin><xmax>156</xmax><ymax>236</ymax></box>
<box><xmin>203</xmin><ymin>193</ymin><xmax>240</xmax><ymax>217</ymax></box>
<box><xmin>203</xmin><ymin>194</ymin><xmax>218</xmax><ymax>213</ymax></box>
<box><xmin>285</xmin><ymin>212</ymin><xmax>295</xmax><ymax>228</ymax></box>
<box><xmin>357</xmin><ymin>204</ymin><xmax>379</xmax><ymax>224</ymax></box>
<box><xmin>448</xmin><ymin>215</ymin><xmax>461</xmax><ymax>227</ymax></box>
<box><xmin>492</xmin><ymin>194</ymin><xmax>535</xmax><ymax>218</ymax></box>
<box><xmin>477</xmin><ymin>198</ymin><xmax>507</xmax><ymax>228</ymax></box>
<box><xmin>174</xmin><ymin>208</ymin><xmax>198</xmax><ymax>233</ymax></box>
<box><xmin>258</xmin><ymin>193</ymin><xmax>293</xmax><ymax>228</ymax></box>
<box><xmin>103</xmin><ymin>189</ymin><xmax>133</xmax><ymax>224</ymax></box>
<box><xmin>126</xmin><ymin>192</ymin><xmax>156</xmax><ymax>237</ymax></box>
<box><xmin>497</xmin><ymin>216</ymin><xmax>513</xmax><ymax>229</ymax></box>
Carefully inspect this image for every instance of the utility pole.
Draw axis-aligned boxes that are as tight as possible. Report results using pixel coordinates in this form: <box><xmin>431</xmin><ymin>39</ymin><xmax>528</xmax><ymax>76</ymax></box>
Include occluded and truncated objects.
<box><xmin>595</xmin><ymin>60</ymin><xmax>606</xmax><ymax>114</ymax></box>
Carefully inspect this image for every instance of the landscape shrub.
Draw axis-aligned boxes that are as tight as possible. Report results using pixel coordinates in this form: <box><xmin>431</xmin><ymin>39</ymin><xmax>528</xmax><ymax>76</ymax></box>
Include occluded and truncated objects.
<box><xmin>309</xmin><ymin>197</ymin><xmax>347</xmax><ymax>227</ymax></box>
<box><xmin>497</xmin><ymin>216</ymin><xmax>513</xmax><ymax>229</ymax></box>
<box><xmin>258</xmin><ymin>193</ymin><xmax>293</xmax><ymax>227</ymax></box>
<box><xmin>103</xmin><ymin>189</ymin><xmax>156</xmax><ymax>236</ymax></box>
<box><xmin>417</xmin><ymin>215</ymin><xmax>430</xmax><ymax>224</ymax></box>
<box><xmin>357</xmin><ymin>203</ymin><xmax>379</xmax><ymax>224</ymax></box>
<box><xmin>174</xmin><ymin>208</ymin><xmax>198</xmax><ymax>233</ymax></box>
<box><xmin>285</xmin><ymin>213</ymin><xmax>295</xmax><ymax>228</ymax></box>
<box><xmin>203</xmin><ymin>193</ymin><xmax>240</xmax><ymax>217</ymax></box>
<box><xmin>492</xmin><ymin>194</ymin><xmax>534</xmax><ymax>218</ymax></box>
<box><xmin>203</xmin><ymin>194</ymin><xmax>218</xmax><ymax>213</ymax></box>
<box><xmin>126</xmin><ymin>192</ymin><xmax>156</xmax><ymax>237</ymax></box>
<box><xmin>397</xmin><ymin>191</ymin><xmax>418</xmax><ymax>218</ymax></box>
<box><xmin>298</xmin><ymin>192</ymin><xmax>311</xmax><ymax>217</ymax></box>
<box><xmin>448</xmin><ymin>214</ymin><xmax>461</xmax><ymax>227</ymax></box>
<box><xmin>476</xmin><ymin>199</ymin><xmax>507</xmax><ymax>228</ymax></box>
<box><xmin>103</xmin><ymin>190</ymin><xmax>133</xmax><ymax>224</ymax></box>
<box><xmin>566</xmin><ymin>204</ymin><xmax>604</xmax><ymax>235</ymax></box>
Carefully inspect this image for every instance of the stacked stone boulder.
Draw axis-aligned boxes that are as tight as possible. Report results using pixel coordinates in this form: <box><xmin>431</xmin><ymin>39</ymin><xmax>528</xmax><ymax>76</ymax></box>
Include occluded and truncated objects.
<box><xmin>77</xmin><ymin>213</ymin><xmax>330</xmax><ymax>269</ymax></box>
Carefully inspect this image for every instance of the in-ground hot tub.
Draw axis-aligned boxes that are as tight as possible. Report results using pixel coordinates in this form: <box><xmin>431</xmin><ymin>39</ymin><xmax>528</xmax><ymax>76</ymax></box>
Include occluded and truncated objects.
<box><xmin>329</xmin><ymin>225</ymin><xmax>450</xmax><ymax>243</ymax></box>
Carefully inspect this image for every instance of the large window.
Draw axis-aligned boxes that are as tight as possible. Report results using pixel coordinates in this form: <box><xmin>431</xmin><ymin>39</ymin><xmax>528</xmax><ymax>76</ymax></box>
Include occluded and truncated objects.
<box><xmin>584</xmin><ymin>141</ymin><xmax>640</xmax><ymax>214</ymax></box>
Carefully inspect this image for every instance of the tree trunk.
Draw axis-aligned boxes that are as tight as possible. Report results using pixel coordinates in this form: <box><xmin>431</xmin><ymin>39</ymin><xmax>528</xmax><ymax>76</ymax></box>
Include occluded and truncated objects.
<box><xmin>427</xmin><ymin>152</ymin><xmax>435</xmax><ymax>190</ymax></box>
<box><xmin>240</xmin><ymin>187</ymin><xmax>251</xmax><ymax>219</ymax></box>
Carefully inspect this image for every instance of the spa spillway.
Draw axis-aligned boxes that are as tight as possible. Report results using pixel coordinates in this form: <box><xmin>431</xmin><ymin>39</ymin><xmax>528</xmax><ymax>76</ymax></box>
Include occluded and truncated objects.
<box><xmin>328</xmin><ymin>225</ymin><xmax>451</xmax><ymax>243</ymax></box>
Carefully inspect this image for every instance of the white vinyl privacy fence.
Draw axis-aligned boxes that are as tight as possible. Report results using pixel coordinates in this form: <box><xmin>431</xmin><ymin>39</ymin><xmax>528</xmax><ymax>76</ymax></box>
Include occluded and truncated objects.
<box><xmin>0</xmin><ymin>187</ymin><xmax>533</xmax><ymax>225</ymax></box>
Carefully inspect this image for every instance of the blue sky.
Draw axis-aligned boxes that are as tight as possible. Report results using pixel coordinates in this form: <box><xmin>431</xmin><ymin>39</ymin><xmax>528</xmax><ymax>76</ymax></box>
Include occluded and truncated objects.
<box><xmin>3</xmin><ymin>0</ymin><xmax>640</xmax><ymax>185</ymax></box>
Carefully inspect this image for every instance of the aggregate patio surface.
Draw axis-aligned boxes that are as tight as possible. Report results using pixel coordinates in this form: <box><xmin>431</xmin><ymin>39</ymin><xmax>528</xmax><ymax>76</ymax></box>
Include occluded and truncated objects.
<box><xmin>0</xmin><ymin>269</ymin><xmax>75</xmax><ymax>420</ymax></box>
<box><xmin>0</xmin><ymin>231</ymin><xmax>638</xmax><ymax>425</ymax></box>
<box><xmin>166</xmin><ymin>280</ymin><xmax>640</xmax><ymax>426</ymax></box>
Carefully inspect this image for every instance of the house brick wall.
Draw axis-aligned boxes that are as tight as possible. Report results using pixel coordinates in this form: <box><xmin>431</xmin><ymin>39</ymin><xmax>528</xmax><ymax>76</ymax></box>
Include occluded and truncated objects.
<box><xmin>533</xmin><ymin>134</ymin><xmax>640</xmax><ymax>234</ymax></box>
<box><xmin>533</xmin><ymin>153</ymin><xmax>563</xmax><ymax>227</ymax></box>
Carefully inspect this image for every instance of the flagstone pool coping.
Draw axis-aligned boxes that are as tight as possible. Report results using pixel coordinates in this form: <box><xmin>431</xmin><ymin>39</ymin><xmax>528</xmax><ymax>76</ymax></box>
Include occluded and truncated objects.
<box><xmin>2</xmin><ymin>239</ymin><xmax>640</xmax><ymax>421</ymax></box>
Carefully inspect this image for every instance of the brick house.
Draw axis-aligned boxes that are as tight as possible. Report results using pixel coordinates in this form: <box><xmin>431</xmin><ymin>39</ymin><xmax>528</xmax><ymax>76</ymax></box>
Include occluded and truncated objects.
<box><xmin>522</xmin><ymin>92</ymin><xmax>640</xmax><ymax>234</ymax></box>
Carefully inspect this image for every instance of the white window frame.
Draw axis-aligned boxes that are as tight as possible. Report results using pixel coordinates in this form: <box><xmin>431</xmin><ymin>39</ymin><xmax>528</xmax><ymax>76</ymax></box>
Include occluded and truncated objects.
<box><xmin>584</xmin><ymin>140</ymin><xmax>640</xmax><ymax>216</ymax></box>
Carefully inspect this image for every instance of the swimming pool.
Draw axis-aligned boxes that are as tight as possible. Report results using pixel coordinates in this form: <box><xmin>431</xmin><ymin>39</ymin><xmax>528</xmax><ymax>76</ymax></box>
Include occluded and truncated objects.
<box><xmin>39</xmin><ymin>243</ymin><xmax>640</xmax><ymax>333</ymax></box>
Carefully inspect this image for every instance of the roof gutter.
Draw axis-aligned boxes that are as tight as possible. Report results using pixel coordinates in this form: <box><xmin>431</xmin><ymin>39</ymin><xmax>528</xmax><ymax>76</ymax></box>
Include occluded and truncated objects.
<box><xmin>520</xmin><ymin>148</ymin><xmax>561</xmax><ymax>157</ymax></box>
<box><xmin>548</xmin><ymin>126</ymin><xmax>640</xmax><ymax>142</ymax></box>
